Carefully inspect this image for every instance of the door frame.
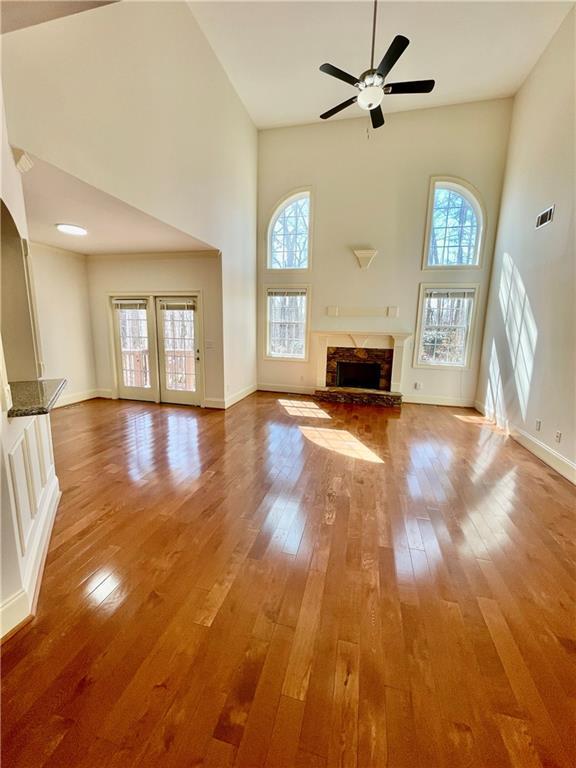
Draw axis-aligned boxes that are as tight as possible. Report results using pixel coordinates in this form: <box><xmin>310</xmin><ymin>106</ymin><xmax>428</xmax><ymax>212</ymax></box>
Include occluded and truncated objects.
<box><xmin>155</xmin><ymin>296</ymin><xmax>203</xmax><ymax>407</ymax></box>
<box><xmin>107</xmin><ymin>290</ymin><xmax>206</xmax><ymax>407</ymax></box>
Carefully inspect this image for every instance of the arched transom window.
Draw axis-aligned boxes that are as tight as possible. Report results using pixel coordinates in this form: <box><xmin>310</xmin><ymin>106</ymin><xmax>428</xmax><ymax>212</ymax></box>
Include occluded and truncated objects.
<box><xmin>268</xmin><ymin>191</ymin><xmax>310</xmax><ymax>269</ymax></box>
<box><xmin>425</xmin><ymin>180</ymin><xmax>483</xmax><ymax>267</ymax></box>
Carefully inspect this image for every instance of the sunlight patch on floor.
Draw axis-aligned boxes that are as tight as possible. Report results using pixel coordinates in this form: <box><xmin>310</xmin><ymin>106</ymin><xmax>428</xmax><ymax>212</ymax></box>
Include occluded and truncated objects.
<box><xmin>300</xmin><ymin>426</ymin><xmax>383</xmax><ymax>463</ymax></box>
<box><xmin>279</xmin><ymin>399</ymin><xmax>331</xmax><ymax>419</ymax></box>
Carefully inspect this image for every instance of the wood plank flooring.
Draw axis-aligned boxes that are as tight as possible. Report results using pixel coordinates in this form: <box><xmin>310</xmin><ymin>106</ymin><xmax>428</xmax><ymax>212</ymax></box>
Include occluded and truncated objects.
<box><xmin>2</xmin><ymin>394</ymin><xmax>575</xmax><ymax>767</ymax></box>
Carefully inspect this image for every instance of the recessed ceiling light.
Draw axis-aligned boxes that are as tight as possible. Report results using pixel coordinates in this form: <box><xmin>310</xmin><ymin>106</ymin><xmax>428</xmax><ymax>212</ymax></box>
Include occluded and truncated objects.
<box><xmin>56</xmin><ymin>223</ymin><xmax>87</xmax><ymax>236</ymax></box>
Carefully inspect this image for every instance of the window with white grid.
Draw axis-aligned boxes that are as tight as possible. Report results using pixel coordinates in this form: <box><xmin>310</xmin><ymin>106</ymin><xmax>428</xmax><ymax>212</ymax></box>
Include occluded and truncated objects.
<box><xmin>113</xmin><ymin>299</ymin><xmax>151</xmax><ymax>388</ymax></box>
<box><xmin>417</xmin><ymin>287</ymin><xmax>476</xmax><ymax>367</ymax></box>
<box><xmin>159</xmin><ymin>299</ymin><xmax>196</xmax><ymax>392</ymax></box>
<box><xmin>268</xmin><ymin>192</ymin><xmax>310</xmax><ymax>269</ymax></box>
<box><xmin>266</xmin><ymin>288</ymin><xmax>308</xmax><ymax>359</ymax></box>
<box><xmin>426</xmin><ymin>181</ymin><xmax>482</xmax><ymax>267</ymax></box>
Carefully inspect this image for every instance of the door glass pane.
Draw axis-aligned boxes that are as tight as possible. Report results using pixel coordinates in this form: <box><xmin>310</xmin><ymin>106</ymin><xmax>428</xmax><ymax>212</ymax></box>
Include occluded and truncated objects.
<box><xmin>117</xmin><ymin>308</ymin><xmax>151</xmax><ymax>388</ymax></box>
<box><xmin>162</xmin><ymin>308</ymin><xmax>196</xmax><ymax>392</ymax></box>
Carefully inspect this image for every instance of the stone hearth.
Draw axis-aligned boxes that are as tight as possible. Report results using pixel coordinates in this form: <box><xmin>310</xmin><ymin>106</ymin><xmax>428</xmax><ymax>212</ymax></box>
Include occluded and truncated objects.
<box><xmin>315</xmin><ymin>387</ymin><xmax>402</xmax><ymax>407</ymax></box>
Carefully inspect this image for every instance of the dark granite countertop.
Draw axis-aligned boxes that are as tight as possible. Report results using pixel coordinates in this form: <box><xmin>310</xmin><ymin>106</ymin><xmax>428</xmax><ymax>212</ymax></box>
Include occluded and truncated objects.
<box><xmin>8</xmin><ymin>378</ymin><xmax>67</xmax><ymax>417</ymax></box>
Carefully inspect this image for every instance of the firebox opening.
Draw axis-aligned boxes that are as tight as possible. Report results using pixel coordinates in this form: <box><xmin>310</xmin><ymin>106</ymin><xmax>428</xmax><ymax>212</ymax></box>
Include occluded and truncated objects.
<box><xmin>336</xmin><ymin>361</ymin><xmax>381</xmax><ymax>390</ymax></box>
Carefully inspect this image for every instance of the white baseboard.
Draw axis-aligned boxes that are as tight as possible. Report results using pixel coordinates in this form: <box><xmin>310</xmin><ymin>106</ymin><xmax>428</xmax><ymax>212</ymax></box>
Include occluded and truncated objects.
<box><xmin>402</xmin><ymin>394</ymin><xmax>475</xmax><ymax>407</ymax></box>
<box><xmin>1</xmin><ymin>474</ymin><xmax>61</xmax><ymax>638</ymax></box>
<box><xmin>0</xmin><ymin>589</ymin><xmax>31</xmax><ymax>639</ymax></box>
<box><xmin>510</xmin><ymin>426</ymin><xmax>576</xmax><ymax>485</ymax></box>
<box><xmin>474</xmin><ymin>399</ymin><xmax>486</xmax><ymax>415</ymax></box>
<box><xmin>204</xmin><ymin>384</ymin><xmax>258</xmax><ymax>410</ymax></box>
<box><xmin>204</xmin><ymin>397</ymin><xmax>225</xmax><ymax>409</ymax></box>
<box><xmin>258</xmin><ymin>383</ymin><xmax>316</xmax><ymax>396</ymax></box>
<box><xmin>55</xmin><ymin>388</ymin><xmax>113</xmax><ymax>407</ymax></box>
<box><xmin>224</xmin><ymin>384</ymin><xmax>257</xmax><ymax>409</ymax></box>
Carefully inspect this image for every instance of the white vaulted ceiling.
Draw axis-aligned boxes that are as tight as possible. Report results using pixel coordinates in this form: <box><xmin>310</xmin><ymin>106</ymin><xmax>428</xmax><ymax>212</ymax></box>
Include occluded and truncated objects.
<box><xmin>190</xmin><ymin>1</ymin><xmax>573</xmax><ymax>128</ymax></box>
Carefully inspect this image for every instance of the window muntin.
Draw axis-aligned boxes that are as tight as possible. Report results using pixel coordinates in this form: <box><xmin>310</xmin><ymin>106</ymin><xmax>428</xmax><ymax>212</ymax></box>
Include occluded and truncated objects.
<box><xmin>417</xmin><ymin>287</ymin><xmax>476</xmax><ymax>367</ymax></box>
<box><xmin>426</xmin><ymin>182</ymin><xmax>482</xmax><ymax>267</ymax></box>
<box><xmin>266</xmin><ymin>288</ymin><xmax>308</xmax><ymax>359</ymax></box>
<box><xmin>268</xmin><ymin>192</ymin><xmax>310</xmax><ymax>270</ymax></box>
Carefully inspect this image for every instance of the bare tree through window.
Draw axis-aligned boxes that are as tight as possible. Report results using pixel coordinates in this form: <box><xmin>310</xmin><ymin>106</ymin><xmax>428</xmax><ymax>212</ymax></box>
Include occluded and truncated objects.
<box><xmin>418</xmin><ymin>288</ymin><xmax>476</xmax><ymax>366</ymax></box>
<box><xmin>269</xmin><ymin>193</ymin><xmax>310</xmax><ymax>269</ymax></box>
<box><xmin>267</xmin><ymin>289</ymin><xmax>307</xmax><ymax>358</ymax></box>
<box><xmin>427</xmin><ymin>184</ymin><xmax>480</xmax><ymax>267</ymax></box>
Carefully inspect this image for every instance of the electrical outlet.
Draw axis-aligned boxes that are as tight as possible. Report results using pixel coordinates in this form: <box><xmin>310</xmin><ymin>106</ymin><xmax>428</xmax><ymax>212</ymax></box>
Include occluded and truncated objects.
<box><xmin>535</xmin><ymin>419</ymin><xmax>542</xmax><ymax>432</ymax></box>
<box><xmin>555</xmin><ymin>431</ymin><xmax>562</xmax><ymax>443</ymax></box>
<box><xmin>414</xmin><ymin>382</ymin><xmax>422</xmax><ymax>391</ymax></box>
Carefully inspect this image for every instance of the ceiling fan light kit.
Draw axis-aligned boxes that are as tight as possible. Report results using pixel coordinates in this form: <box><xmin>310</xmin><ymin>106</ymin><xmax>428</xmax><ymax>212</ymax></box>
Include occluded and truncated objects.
<box><xmin>319</xmin><ymin>0</ymin><xmax>435</xmax><ymax>129</ymax></box>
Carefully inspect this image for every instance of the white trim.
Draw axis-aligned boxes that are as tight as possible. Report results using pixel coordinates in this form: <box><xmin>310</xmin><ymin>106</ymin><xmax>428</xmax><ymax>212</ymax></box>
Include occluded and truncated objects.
<box><xmin>474</xmin><ymin>399</ymin><xmax>486</xmax><ymax>415</ymax></box>
<box><xmin>509</xmin><ymin>427</ymin><xmax>576</xmax><ymax>485</ymax></box>
<box><xmin>204</xmin><ymin>384</ymin><xmax>258</xmax><ymax>410</ymax></box>
<box><xmin>22</xmin><ymin>475</ymin><xmax>60</xmax><ymax>602</ymax></box>
<box><xmin>258</xmin><ymin>383</ymin><xmax>316</xmax><ymax>396</ymax></box>
<box><xmin>225</xmin><ymin>384</ymin><xmax>258</xmax><ymax>408</ymax></box>
<box><xmin>1</xmin><ymin>473</ymin><xmax>60</xmax><ymax>639</ymax></box>
<box><xmin>403</xmin><ymin>394</ymin><xmax>475</xmax><ymax>407</ymax></box>
<box><xmin>421</xmin><ymin>175</ymin><xmax>486</xmax><ymax>271</ymax></box>
<box><xmin>54</xmin><ymin>389</ymin><xmax>103</xmax><ymax>407</ymax></box>
<box><xmin>413</xmin><ymin>282</ymin><xmax>480</xmax><ymax>370</ymax></box>
<box><xmin>0</xmin><ymin>590</ymin><xmax>31</xmax><ymax>638</ymax></box>
<box><xmin>265</xmin><ymin>187</ymin><xmax>313</xmax><ymax>272</ymax></box>
<box><xmin>204</xmin><ymin>398</ymin><xmax>226</xmax><ymax>409</ymax></box>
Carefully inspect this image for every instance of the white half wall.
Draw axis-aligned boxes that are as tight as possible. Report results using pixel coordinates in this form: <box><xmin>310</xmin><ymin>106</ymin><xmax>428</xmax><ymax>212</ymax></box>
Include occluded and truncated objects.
<box><xmin>87</xmin><ymin>252</ymin><xmax>225</xmax><ymax>404</ymax></box>
<box><xmin>476</xmin><ymin>10</ymin><xmax>575</xmax><ymax>482</ymax></box>
<box><xmin>257</xmin><ymin>98</ymin><xmax>512</xmax><ymax>404</ymax></box>
<box><xmin>28</xmin><ymin>242</ymin><xmax>97</xmax><ymax>404</ymax></box>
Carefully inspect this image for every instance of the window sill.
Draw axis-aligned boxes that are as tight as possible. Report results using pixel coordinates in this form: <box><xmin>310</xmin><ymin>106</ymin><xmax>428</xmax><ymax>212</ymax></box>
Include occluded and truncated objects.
<box><xmin>412</xmin><ymin>362</ymin><xmax>471</xmax><ymax>371</ymax></box>
<box><xmin>264</xmin><ymin>355</ymin><xmax>308</xmax><ymax>363</ymax></box>
<box><xmin>422</xmin><ymin>263</ymin><xmax>482</xmax><ymax>271</ymax></box>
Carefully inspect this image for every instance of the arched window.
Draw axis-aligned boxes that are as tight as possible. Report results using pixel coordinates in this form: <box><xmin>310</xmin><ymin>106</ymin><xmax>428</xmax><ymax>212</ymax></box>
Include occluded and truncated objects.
<box><xmin>268</xmin><ymin>191</ymin><xmax>310</xmax><ymax>269</ymax></box>
<box><xmin>424</xmin><ymin>179</ymin><xmax>483</xmax><ymax>268</ymax></box>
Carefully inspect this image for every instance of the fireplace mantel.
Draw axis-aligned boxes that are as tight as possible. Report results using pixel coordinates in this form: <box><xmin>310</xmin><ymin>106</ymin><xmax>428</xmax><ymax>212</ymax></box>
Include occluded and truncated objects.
<box><xmin>311</xmin><ymin>331</ymin><xmax>412</xmax><ymax>393</ymax></box>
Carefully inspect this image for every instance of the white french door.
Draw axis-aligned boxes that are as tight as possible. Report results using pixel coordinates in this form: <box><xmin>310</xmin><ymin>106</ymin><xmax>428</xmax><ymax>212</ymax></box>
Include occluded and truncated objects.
<box><xmin>155</xmin><ymin>297</ymin><xmax>202</xmax><ymax>406</ymax></box>
<box><xmin>111</xmin><ymin>295</ymin><xmax>202</xmax><ymax>406</ymax></box>
<box><xmin>112</xmin><ymin>298</ymin><xmax>158</xmax><ymax>402</ymax></box>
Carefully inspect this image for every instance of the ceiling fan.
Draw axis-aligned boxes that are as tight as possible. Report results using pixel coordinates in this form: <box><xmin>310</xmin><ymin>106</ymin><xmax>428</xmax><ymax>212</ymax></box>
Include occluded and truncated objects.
<box><xmin>319</xmin><ymin>0</ymin><xmax>435</xmax><ymax>128</ymax></box>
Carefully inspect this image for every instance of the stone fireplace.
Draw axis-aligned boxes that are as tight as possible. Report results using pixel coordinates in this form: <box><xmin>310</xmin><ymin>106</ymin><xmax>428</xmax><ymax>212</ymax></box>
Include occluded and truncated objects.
<box><xmin>312</xmin><ymin>331</ymin><xmax>412</xmax><ymax>407</ymax></box>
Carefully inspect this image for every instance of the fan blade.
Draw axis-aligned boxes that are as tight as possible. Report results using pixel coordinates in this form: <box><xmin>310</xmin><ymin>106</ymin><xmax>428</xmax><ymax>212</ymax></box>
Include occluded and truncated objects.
<box><xmin>320</xmin><ymin>96</ymin><xmax>357</xmax><ymax>120</ymax></box>
<box><xmin>370</xmin><ymin>106</ymin><xmax>384</xmax><ymax>129</ymax></box>
<box><xmin>384</xmin><ymin>79</ymin><xmax>435</xmax><ymax>94</ymax></box>
<box><xmin>376</xmin><ymin>35</ymin><xmax>409</xmax><ymax>79</ymax></box>
<box><xmin>319</xmin><ymin>63</ymin><xmax>359</xmax><ymax>87</ymax></box>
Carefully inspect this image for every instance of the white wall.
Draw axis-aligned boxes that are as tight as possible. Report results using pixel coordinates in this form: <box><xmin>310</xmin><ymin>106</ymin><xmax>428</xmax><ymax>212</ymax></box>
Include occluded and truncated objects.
<box><xmin>477</xmin><ymin>10</ymin><xmax>575</xmax><ymax>482</ymax></box>
<box><xmin>87</xmin><ymin>251</ymin><xmax>225</xmax><ymax>406</ymax></box>
<box><xmin>2</xmin><ymin>0</ymin><xmax>258</xmax><ymax>404</ymax></box>
<box><xmin>257</xmin><ymin>99</ymin><xmax>512</xmax><ymax>404</ymax></box>
<box><xmin>28</xmin><ymin>243</ymin><xmax>97</xmax><ymax>404</ymax></box>
<box><xmin>0</xmin><ymin>96</ymin><xmax>27</xmax><ymax>240</ymax></box>
<box><xmin>1</xmin><ymin>86</ymin><xmax>61</xmax><ymax>638</ymax></box>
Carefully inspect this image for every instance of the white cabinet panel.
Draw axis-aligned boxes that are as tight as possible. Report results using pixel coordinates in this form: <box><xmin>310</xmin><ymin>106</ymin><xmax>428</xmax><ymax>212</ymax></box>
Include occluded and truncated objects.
<box><xmin>37</xmin><ymin>414</ymin><xmax>55</xmax><ymax>479</ymax></box>
<box><xmin>24</xmin><ymin>421</ymin><xmax>42</xmax><ymax>515</ymax></box>
<box><xmin>7</xmin><ymin>434</ymin><xmax>34</xmax><ymax>555</ymax></box>
<box><xmin>34</xmin><ymin>417</ymin><xmax>47</xmax><ymax>486</ymax></box>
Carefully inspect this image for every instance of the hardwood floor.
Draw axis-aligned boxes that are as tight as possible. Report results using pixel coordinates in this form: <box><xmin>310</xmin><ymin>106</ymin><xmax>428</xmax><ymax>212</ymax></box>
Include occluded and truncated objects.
<box><xmin>2</xmin><ymin>393</ymin><xmax>575</xmax><ymax>768</ymax></box>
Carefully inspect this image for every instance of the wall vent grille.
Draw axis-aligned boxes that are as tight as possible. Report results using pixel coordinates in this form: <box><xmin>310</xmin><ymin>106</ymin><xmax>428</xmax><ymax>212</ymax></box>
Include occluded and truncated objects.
<box><xmin>536</xmin><ymin>205</ymin><xmax>555</xmax><ymax>229</ymax></box>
